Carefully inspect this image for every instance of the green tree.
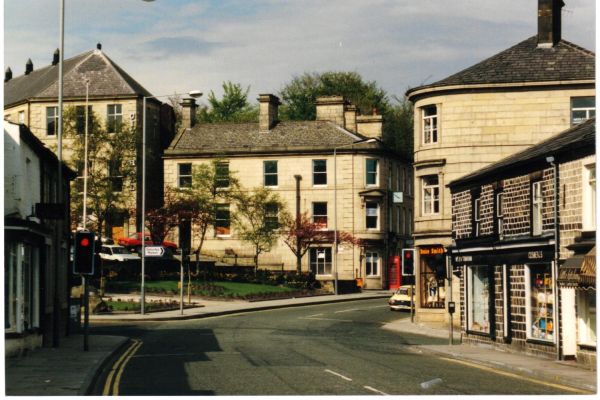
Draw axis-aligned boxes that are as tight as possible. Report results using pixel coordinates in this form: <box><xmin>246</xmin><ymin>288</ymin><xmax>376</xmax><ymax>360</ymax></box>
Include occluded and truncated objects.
<box><xmin>278</xmin><ymin>71</ymin><xmax>413</xmax><ymax>159</ymax></box>
<box><xmin>58</xmin><ymin>106</ymin><xmax>137</xmax><ymax>237</ymax></box>
<box><xmin>197</xmin><ymin>81</ymin><xmax>259</xmax><ymax>123</ymax></box>
<box><xmin>232</xmin><ymin>187</ymin><xmax>288</xmax><ymax>276</ymax></box>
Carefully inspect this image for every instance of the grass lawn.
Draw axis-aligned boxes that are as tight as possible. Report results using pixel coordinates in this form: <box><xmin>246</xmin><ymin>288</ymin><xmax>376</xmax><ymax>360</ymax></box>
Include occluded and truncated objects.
<box><xmin>105</xmin><ymin>280</ymin><xmax>296</xmax><ymax>297</ymax></box>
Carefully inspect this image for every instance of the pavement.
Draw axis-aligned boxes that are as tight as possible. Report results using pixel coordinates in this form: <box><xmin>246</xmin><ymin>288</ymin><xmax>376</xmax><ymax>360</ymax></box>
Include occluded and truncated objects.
<box><xmin>4</xmin><ymin>291</ymin><xmax>597</xmax><ymax>395</ymax></box>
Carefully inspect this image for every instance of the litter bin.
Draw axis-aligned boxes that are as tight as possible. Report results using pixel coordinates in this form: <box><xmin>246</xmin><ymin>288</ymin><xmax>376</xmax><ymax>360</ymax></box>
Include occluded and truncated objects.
<box><xmin>69</xmin><ymin>297</ymin><xmax>82</xmax><ymax>334</ymax></box>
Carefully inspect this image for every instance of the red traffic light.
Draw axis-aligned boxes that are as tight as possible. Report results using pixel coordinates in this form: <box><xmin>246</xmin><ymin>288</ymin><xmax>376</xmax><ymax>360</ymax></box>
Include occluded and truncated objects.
<box><xmin>81</xmin><ymin>238</ymin><xmax>90</xmax><ymax>246</ymax></box>
<box><xmin>405</xmin><ymin>252</ymin><xmax>411</xmax><ymax>258</ymax></box>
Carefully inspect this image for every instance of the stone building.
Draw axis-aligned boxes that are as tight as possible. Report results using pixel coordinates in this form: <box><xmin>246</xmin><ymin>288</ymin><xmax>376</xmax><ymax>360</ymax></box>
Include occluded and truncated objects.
<box><xmin>448</xmin><ymin>118</ymin><xmax>595</xmax><ymax>364</ymax></box>
<box><xmin>163</xmin><ymin>95</ymin><xmax>414</xmax><ymax>290</ymax></box>
<box><xmin>3</xmin><ymin>44</ymin><xmax>174</xmax><ymax>239</ymax></box>
<box><xmin>4</xmin><ymin>121</ymin><xmax>76</xmax><ymax>356</ymax></box>
<box><xmin>405</xmin><ymin>0</ymin><xmax>595</xmax><ymax>327</ymax></box>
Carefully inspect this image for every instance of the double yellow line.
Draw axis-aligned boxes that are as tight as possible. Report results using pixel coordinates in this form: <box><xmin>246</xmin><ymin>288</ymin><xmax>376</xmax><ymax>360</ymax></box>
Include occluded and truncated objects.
<box><xmin>103</xmin><ymin>339</ymin><xmax>143</xmax><ymax>396</ymax></box>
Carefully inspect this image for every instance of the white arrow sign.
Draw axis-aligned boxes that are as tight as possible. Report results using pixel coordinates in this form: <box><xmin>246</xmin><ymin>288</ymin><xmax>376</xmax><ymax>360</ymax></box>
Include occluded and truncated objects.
<box><xmin>145</xmin><ymin>246</ymin><xmax>165</xmax><ymax>257</ymax></box>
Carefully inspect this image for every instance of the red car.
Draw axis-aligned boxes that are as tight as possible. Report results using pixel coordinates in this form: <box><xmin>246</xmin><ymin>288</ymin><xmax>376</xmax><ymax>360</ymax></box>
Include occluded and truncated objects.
<box><xmin>117</xmin><ymin>233</ymin><xmax>178</xmax><ymax>252</ymax></box>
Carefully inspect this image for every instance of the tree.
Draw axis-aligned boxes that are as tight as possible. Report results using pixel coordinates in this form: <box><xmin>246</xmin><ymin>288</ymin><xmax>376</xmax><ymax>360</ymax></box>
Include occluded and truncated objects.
<box><xmin>196</xmin><ymin>81</ymin><xmax>259</xmax><ymax>123</ymax></box>
<box><xmin>278</xmin><ymin>71</ymin><xmax>414</xmax><ymax>159</ymax></box>
<box><xmin>143</xmin><ymin>186</ymin><xmax>198</xmax><ymax>246</ymax></box>
<box><xmin>232</xmin><ymin>187</ymin><xmax>288</xmax><ymax>276</ymax></box>
<box><xmin>58</xmin><ymin>106</ymin><xmax>137</xmax><ymax>237</ymax></box>
<box><xmin>280</xmin><ymin>211</ymin><xmax>358</xmax><ymax>274</ymax></box>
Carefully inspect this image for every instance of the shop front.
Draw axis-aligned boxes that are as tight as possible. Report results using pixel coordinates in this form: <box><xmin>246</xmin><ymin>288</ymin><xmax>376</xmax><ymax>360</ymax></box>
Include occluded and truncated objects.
<box><xmin>451</xmin><ymin>245</ymin><xmax>558</xmax><ymax>358</ymax></box>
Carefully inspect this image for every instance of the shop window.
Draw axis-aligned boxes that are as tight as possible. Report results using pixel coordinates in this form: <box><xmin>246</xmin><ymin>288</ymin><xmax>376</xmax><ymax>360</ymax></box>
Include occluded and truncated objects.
<box><xmin>264</xmin><ymin>202</ymin><xmax>279</xmax><ymax>231</ymax></box>
<box><xmin>526</xmin><ymin>263</ymin><xmax>554</xmax><ymax>342</ymax></box>
<box><xmin>215</xmin><ymin>163</ymin><xmax>230</xmax><ymax>188</ymax></box>
<box><xmin>422</xmin><ymin>176</ymin><xmax>440</xmax><ymax>215</ymax></box>
<box><xmin>366</xmin><ymin>252</ymin><xmax>380</xmax><ymax>276</ymax></box>
<box><xmin>46</xmin><ymin>106</ymin><xmax>58</xmax><ymax>136</ymax></box>
<box><xmin>215</xmin><ymin>203</ymin><xmax>231</xmax><ymax>236</ymax></box>
<box><xmin>583</xmin><ymin>165</ymin><xmax>596</xmax><ymax>231</ymax></box>
<box><xmin>532</xmin><ymin>181</ymin><xmax>542</xmax><ymax>236</ymax></box>
<box><xmin>178</xmin><ymin>163</ymin><xmax>192</xmax><ymax>188</ymax></box>
<box><xmin>313</xmin><ymin>160</ymin><xmax>327</xmax><ymax>186</ymax></box>
<box><xmin>467</xmin><ymin>265</ymin><xmax>491</xmax><ymax>334</ymax></box>
<box><xmin>310</xmin><ymin>247</ymin><xmax>332</xmax><ymax>276</ymax></box>
<box><xmin>366</xmin><ymin>202</ymin><xmax>379</xmax><ymax>230</ymax></box>
<box><xmin>107</xmin><ymin>104</ymin><xmax>123</xmax><ymax>133</ymax></box>
<box><xmin>264</xmin><ymin>161</ymin><xmax>278</xmax><ymax>187</ymax></box>
<box><xmin>571</xmin><ymin>97</ymin><xmax>595</xmax><ymax>126</ymax></box>
<box><xmin>419</xmin><ymin>249</ymin><xmax>446</xmax><ymax>308</ymax></box>
<box><xmin>497</xmin><ymin>192</ymin><xmax>504</xmax><ymax>238</ymax></box>
<box><xmin>422</xmin><ymin>105</ymin><xmax>437</xmax><ymax>144</ymax></box>
<box><xmin>312</xmin><ymin>202</ymin><xmax>328</xmax><ymax>230</ymax></box>
<box><xmin>4</xmin><ymin>243</ymin><xmax>39</xmax><ymax>333</ymax></box>
<box><xmin>366</xmin><ymin>159</ymin><xmax>379</xmax><ymax>186</ymax></box>
<box><xmin>577</xmin><ymin>290</ymin><xmax>597</xmax><ymax>346</ymax></box>
<box><xmin>5</xmin><ymin>243</ymin><xmax>18</xmax><ymax>332</ymax></box>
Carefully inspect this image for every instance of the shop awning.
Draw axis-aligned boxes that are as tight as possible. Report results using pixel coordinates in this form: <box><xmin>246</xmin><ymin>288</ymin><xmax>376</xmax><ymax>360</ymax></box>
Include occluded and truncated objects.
<box><xmin>558</xmin><ymin>247</ymin><xmax>596</xmax><ymax>288</ymax></box>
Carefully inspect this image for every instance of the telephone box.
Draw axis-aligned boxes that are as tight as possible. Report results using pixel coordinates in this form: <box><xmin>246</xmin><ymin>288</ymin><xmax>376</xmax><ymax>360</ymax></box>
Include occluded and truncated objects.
<box><xmin>388</xmin><ymin>256</ymin><xmax>401</xmax><ymax>289</ymax></box>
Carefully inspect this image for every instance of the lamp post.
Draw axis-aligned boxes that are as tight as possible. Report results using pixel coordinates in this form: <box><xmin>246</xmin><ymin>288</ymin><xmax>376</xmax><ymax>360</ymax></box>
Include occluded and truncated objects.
<box><xmin>140</xmin><ymin>90</ymin><xmax>202</xmax><ymax>314</ymax></box>
<box><xmin>83</xmin><ymin>78</ymin><xmax>90</xmax><ymax>228</ymax></box>
<box><xmin>333</xmin><ymin>138</ymin><xmax>377</xmax><ymax>295</ymax></box>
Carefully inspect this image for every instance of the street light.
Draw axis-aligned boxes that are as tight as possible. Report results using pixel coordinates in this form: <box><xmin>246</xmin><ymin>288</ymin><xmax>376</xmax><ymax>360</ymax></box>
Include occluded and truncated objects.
<box><xmin>82</xmin><ymin>78</ymin><xmax>90</xmax><ymax>229</ymax></box>
<box><xmin>140</xmin><ymin>90</ymin><xmax>202</xmax><ymax>314</ymax></box>
<box><xmin>333</xmin><ymin>138</ymin><xmax>377</xmax><ymax>295</ymax></box>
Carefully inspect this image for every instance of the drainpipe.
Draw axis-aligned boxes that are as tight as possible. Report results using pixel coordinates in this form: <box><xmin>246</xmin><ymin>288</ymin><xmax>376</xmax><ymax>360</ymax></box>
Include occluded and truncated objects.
<box><xmin>547</xmin><ymin>156</ymin><xmax>560</xmax><ymax>361</ymax></box>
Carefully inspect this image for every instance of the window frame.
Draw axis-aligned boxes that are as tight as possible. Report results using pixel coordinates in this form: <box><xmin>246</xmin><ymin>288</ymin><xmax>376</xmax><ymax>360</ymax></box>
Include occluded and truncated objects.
<box><xmin>107</xmin><ymin>104</ymin><xmax>123</xmax><ymax>134</ymax></box>
<box><xmin>525</xmin><ymin>263</ymin><xmax>555</xmax><ymax>343</ymax></box>
<box><xmin>264</xmin><ymin>202</ymin><xmax>279</xmax><ymax>231</ymax></box>
<box><xmin>496</xmin><ymin>192</ymin><xmax>505</xmax><ymax>238</ymax></box>
<box><xmin>309</xmin><ymin>247</ymin><xmax>332</xmax><ymax>276</ymax></box>
<box><xmin>366</xmin><ymin>201</ymin><xmax>379</xmax><ymax>231</ymax></box>
<box><xmin>75</xmin><ymin>105</ymin><xmax>93</xmax><ymax>135</ymax></box>
<box><xmin>264</xmin><ymin>161</ymin><xmax>278</xmax><ymax>187</ymax></box>
<box><xmin>178</xmin><ymin>163</ymin><xmax>192</xmax><ymax>188</ymax></box>
<box><xmin>577</xmin><ymin>290</ymin><xmax>597</xmax><ymax>346</ymax></box>
<box><xmin>583</xmin><ymin>164</ymin><xmax>596</xmax><ymax>231</ymax></box>
<box><xmin>531</xmin><ymin>181</ymin><xmax>543</xmax><ymax>236</ymax></box>
<box><xmin>46</xmin><ymin>106</ymin><xmax>58</xmax><ymax>136</ymax></box>
<box><xmin>466</xmin><ymin>264</ymin><xmax>493</xmax><ymax>335</ymax></box>
<box><xmin>365</xmin><ymin>252</ymin><xmax>380</xmax><ymax>277</ymax></box>
<box><xmin>422</xmin><ymin>105</ymin><xmax>438</xmax><ymax>145</ymax></box>
<box><xmin>215</xmin><ymin>203</ymin><xmax>231</xmax><ymax>236</ymax></box>
<box><xmin>571</xmin><ymin>97</ymin><xmax>596</xmax><ymax>126</ymax></box>
<box><xmin>474</xmin><ymin>197</ymin><xmax>482</xmax><ymax>237</ymax></box>
<box><xmin>312</xmin><ymin>159</ymin><xmax>327</xmax><ymax>186</ymax></box>
<box><xmin>215</xmin><ymin>162</ymin><xmax>230</xmax><ymax>189</ymax></box>
<box><xmin>18</xmin><ymin>111</ymin><xmax>25</xmax><ymax>124</ymax></box>
<box><xmin>312</xmin><ymin>202</ymin><xmax>328</xmax><ymax>231</ymax></box>
<box><xmin>422</xmin><ymin>176</ymin><xmax>440</xmax><ymax>215</ymax></box>
<box><xmin>107</xmin><ymin>159</ymin><xmax>123</xmax><ymax>193</ymax></box>
<box><xmin>366</xmin><ymin>158</ymin><xmax>379</xmax><ymax>186</ymax></box>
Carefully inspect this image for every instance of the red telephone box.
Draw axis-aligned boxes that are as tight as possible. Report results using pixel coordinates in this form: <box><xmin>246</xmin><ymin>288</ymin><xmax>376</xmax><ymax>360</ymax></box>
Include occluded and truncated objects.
<box><xmin>388</xmin><ymin>256</ymin><xmax>401</xmax><ymax>289</ymax></box>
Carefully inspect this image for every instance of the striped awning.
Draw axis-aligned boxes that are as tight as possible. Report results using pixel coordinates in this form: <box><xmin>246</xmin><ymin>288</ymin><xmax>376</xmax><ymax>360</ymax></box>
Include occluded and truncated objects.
<box><xmin>579</xmin><ymin>247</ymin><xmax>596</xmax><ymax>287</ymax></box>
<box><xmin>559</xmin><ymin>247</ymin><xmax>596</xmax><ymax>289</ymax></box>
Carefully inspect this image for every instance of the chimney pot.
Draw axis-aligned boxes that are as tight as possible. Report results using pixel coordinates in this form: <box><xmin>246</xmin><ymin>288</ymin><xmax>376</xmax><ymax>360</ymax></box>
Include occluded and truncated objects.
<box><xmin>52</xmin><ymin>49</ymin><xmax>59</xmax><ymax>66</ymax></box>
<box><xmin>5</xmin><ymin>67</ymin><xmax>12</xmax><ymax>83</ymax></box>
<box><xmin>538</xmin><ymin>0</ymin><xmax>564</xmax><ymax>47</ymax></box>
<box><xmin>97</xmin><ymin>43</ymin><xmax>102</xmax><ymax>51</ymax></box>
<box><xmin>258</xmin><ymin>94</ymin><xmax>281</xmax><ymax>131</ymax></box>
<box><xmin>25</xmin><ymin>59</ymin><xmax>33</xmax><ymax>75</ymax></box>
<box><xmin>373</xmin><ymin>108</ymin><xmax>377</xmax><ymax>116</ymax></box>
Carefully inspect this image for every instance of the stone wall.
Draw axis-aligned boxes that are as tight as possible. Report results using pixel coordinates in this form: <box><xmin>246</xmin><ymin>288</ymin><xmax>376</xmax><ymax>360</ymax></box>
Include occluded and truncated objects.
<box><xmin>452</xmin><ymin>190</ymin><xmax>471</xmax><ymax>239</ymax></box>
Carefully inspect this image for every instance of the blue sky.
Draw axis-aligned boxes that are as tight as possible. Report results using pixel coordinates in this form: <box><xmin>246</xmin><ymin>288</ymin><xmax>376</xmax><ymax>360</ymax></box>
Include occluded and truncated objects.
<box><xmin>3</xmin><ymin>0</ymin><xmax>597</xmax><ymax>105</ymax></box>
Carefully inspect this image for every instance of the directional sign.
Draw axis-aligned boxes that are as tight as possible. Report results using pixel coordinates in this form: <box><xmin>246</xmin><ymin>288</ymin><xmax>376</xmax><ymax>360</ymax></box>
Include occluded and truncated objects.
<box><xmin>145</xmin><ymin>246</ymin><xmax>165</xmax><ymax>257</ymax></box>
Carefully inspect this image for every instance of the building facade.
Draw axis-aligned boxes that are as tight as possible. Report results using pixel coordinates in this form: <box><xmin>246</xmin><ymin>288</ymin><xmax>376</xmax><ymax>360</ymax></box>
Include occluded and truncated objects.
<box><xmin>405</xmin><ymin>0</ymin><xmax>595</xmax><ymax>327</ymax></box>
<box><xmin>3</xmin><ymin>44</ymin><xmax>174</xmax><ymax>239</ymax></box>
<box><xmin>448</xmin><ymin>118</ymin><xmax>595</xmax><ymax>363</ymax></box>
<box><xmin>4</xmin><ymin>121</ymin><xmax>76</xmax><ymax>356</ymax></box>
<box><xmin>163</xmin><ymin>95</ymin><xmax>414</xmax><ymax>290</ymax></box>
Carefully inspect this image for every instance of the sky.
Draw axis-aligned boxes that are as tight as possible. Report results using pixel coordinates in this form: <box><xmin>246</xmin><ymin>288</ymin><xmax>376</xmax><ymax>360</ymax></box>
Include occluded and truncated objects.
<box><xmin>2</xmin><ymin>0</ymin><xmax>597</xmax><ymax>106</ymax></box>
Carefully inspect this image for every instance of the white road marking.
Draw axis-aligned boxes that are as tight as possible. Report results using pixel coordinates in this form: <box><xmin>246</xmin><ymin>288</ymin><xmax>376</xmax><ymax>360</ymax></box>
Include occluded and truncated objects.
<box><xmin>324</xmin><ymin>369</ymin><xmax>352</xmax><ymax>381</ymax></box>
<box><xmin>364</xmin><ymin>386</ymin><xmax>389</xmax><ymax>395</ymax></box>
<box><xmin>420</xmin><ymin>378</ymin><xmax>442</xmax><ymax>389</ymax></box>
<box><xmin>305</xmin><ymin>313</ymin><xmax>324</xmax><ymax>318</ymax></box>
<box><xmin>334</xmin><ymin>309</ymin><xmax>359</xmax><ymax>313</ymax></box>
<box><xmin>133</xmin><ymin>353</ymin><xmax>201</xmax><ymax>358</ymax></box>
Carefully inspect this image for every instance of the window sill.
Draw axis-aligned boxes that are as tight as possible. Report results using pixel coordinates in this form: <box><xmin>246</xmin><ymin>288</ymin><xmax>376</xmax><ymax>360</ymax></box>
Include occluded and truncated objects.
<box><xmin>578</xmin><ymin>342</ymin><xmax>596</xmax><ymax>349</ymax></box>
<box><xmin>216</xmin><ymin>235</ymin><xmax>231</xmax><ymax>238</ymax></box>
<box><xmin>526</xmin><ymin>338</ymin><xmax>555</xmax><ymax>346</ymax></box>
<box><xmin>467</xmin><ymin>329</ymin><xmax>493</xmax><ymax>338</ymax></box>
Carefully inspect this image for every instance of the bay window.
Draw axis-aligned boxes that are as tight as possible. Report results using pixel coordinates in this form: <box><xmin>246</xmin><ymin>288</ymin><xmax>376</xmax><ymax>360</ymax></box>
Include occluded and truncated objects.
<box><xmin>422</xmin><ymin>176</ymin><xmax>440</xmax><ymax>215</ymax></box>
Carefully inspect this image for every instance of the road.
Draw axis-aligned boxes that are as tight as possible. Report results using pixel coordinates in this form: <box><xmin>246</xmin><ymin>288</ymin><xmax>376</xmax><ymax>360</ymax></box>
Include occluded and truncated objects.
<box><xmin>90</xmin><ymin>298</ymin><xmax>575</xmax><ymax>395</ymax></box>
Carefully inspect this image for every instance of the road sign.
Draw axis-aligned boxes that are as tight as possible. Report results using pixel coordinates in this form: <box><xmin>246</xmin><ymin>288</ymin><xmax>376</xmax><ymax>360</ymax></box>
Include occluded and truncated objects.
<box><xmin>145</xmin><ymin>246</ymin><xmax>165</xmax><ymax>257</ymax></box>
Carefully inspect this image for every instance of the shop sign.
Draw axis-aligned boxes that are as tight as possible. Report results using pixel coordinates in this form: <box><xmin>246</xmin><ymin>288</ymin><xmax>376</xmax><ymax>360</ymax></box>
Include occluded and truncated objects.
<box><xmin>455</xmin><ymin>255</ymin><xmax>472</xmax><ymax>263</ymax></box>
<box><xmin>528</xmin><ymin>251</ymin><xmax>544</xmax><ymax>260</ymax></box>
<box><xmin>420</xmin><ymin>247</ymin><xmax>444</xmax><ymax>256</ymax></box>
<box><xmin>557</xmin><ymin>267</ymin><xmax>580</xmax><ymax>288</ymax></box>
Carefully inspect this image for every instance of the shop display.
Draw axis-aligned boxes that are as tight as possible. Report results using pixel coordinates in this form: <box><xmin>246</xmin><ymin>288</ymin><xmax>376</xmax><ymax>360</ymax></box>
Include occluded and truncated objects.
<box><xmin>530</xmin><ymin>267</ymin><xmax>554</xmax><ymax>341</ymax></box>
<box><xmin>469</xmin><ymin>265</ymin><xmax>490</xmax><ymax>333</ymax></box>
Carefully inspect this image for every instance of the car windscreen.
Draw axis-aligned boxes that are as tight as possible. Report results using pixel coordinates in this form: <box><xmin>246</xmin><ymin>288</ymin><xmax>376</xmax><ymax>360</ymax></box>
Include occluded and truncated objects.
<box><xmin>398</xmin><ymin>288</ymin><xmax>409</xmax><ymax>295</ymax></box>
<box><xmin>111</xmin><ymin>247</ymin><xmax>130</xmax><ymax>254</ymax></box>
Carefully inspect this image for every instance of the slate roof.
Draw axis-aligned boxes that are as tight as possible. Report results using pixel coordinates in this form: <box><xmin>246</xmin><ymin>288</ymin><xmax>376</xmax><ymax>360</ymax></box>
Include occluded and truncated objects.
<box><xmin>168</xmin><ymin>120</ymin><xmax>368</xmax><ymax>153</ymax></box>
<box><xmin>407</xmin><ymin>36</ymin><xmax>595</xmax><ymax>97</ymax></box>
<box><xmin>4</xmin><ymin>49</ymin><xmax>152</xmax><ymax>107</ymax></box>
<box><xmin>449</xmin><ymin>117</ymin><xmax>596</xmax><ymax>188</ymax></box>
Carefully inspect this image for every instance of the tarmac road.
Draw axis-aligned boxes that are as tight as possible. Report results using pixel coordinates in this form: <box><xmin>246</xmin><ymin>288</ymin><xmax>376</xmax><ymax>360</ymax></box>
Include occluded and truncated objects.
<box><xmin>90</xmin><ymin>298</ymin><xmax>577</xmax><ymax>396</ymax></box>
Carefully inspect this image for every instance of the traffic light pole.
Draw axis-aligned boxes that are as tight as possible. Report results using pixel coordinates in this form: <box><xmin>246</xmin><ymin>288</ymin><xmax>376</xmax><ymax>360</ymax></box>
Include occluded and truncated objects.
<box><xmin>84</xmin><ymin>276</ymin><xmax>89</xmax><ymax>351</ymax></box>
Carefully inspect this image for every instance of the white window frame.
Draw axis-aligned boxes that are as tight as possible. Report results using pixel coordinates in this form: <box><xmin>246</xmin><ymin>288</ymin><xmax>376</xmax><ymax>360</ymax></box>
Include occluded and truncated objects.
<box><xmin>46</xmin><ymin>106</ymin><xmax>58</xmax><ymax>136</ymax></box>
<box><xmin>583</xmin><ymin>163</ymin><xmax>596</xmax><ymax>231</ymax></box>
<box><xmin>525</xmin><ymin>263</ymin><xmax>555</xmax><ymax>343</ymax></box>
<box><xmin>366</xmin><ymin>201</ymin><xmax>379</xmax><ymax>231</ymax></box>
<box><xmin>366</xmin><ymin>159</ymin><xmax>379</xmax><ymax>186</ymax></box>
<box><xmin>264</xmin><ymin>161</ymin><xmax>278</xmax><ymax>187</ymax></box>
<box><xmin>571</xmin><ymin>97</ymin><xmax>595</xmax><ymax>126</ymax></box>
<box><xmin>422</xmin><ymin>105</ymin><xmax>438</xmax><ymax>145</ymax></box>
<box><xmin>312</xmin><ymin>202</ymin><xmax>328</xmax><ymax>231</ymax></box>
<box><xmin>107</xmin><ymin>104</ymin><xmax>123</xmax><ymax>134</ymax></box>
<box><xmin>215</xmin><ymin>203</ymin><xmax>231</xmax><ymax>237</ymax></box>
<box><xmin>312</xmin><ymin>159</ymin><xmax>327</xmax><ymax>186</ymax></box>
<box><xmin>365</xmin><ymin>252</ymin><xmax>380</xmax><ymax>277</ymax></box>
<box><xmin>310</xmin><ymin>247</ymin><xmax>332</xmax><ymax>276</ymax></box>
<box><xmin>474</xmin><ymin>197</ymin><xmax>482</xmax><ymax>237</ymax></box>
<box><xmin>422</xmin><ymin>176</ymin><xmax>440</xmax><ymax>215</ymax></box>
<box><xmin>532</xmin><ymin>181</ymin><xmax>543</xmax><ymax>236</ymax></box>
<box><xmin>178</xmin><ymin>163</ymin><xmax>192</xmax><ymax>188</ymax></box>
<box><xmin>497</xmin><ymin>193</ymin><xmax>505</xmax><ymax>238</ymax></box>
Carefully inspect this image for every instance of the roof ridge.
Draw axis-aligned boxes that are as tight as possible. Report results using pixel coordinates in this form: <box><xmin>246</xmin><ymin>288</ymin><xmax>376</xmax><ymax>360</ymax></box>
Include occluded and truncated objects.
<box><xmin>7</xmin><ymin>50</ymin><xmax>94</xmax><ymax>82</ymax></box>
<box><xmin>36</xmin><ymin>51</ymin><xmax>96</xmax><ymax>97</ymax></box>
<box><xmin>559</xmin><ymin>38</ymin><xmax>596</xmax><ymax>57</ymax></box>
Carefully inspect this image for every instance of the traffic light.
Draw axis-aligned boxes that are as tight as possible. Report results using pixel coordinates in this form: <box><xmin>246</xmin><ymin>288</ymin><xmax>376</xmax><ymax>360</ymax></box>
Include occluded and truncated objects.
<box><xmin>73</xmin><ymin>231</ymin><xmax>95</xmax><ymax>275</ymax></box>
<box><xmin>402</xmin><ymin>249</ymin><xmax>414</xmax><ymax>276</ymax></box>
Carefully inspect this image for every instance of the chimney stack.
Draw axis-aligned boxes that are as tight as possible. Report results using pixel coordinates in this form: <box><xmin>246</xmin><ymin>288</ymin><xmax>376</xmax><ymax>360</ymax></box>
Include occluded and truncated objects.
<box><xmin>316</xmin><ymin>96</ymin><xmax>346</xmax><ymax>127</ymax></box>
<box><xmin>357</xmin><ymin>114</ymin><xmax>383</xmax><ymax>141</ymax></box>
<box><xmin>180</xmin><ymin>98</ymin><xmax>198</xmax><ymax>130</ymax></box>
<box><xmin>538</xmin><ymin>0</ymin><xmax>564</xmax><ymax>47</ymax></box>
<box><xmin>344</xmin><ymin>104</ymin><xmax>358</xmax><ymax>133</ymax></box>
<box><xmin>258</xmin><ymin>94</ymin><xmax>281</xmax><ymax>132</ymax></box>
<box><xmin>25</xmin><ymin>59</ymin><xmax>33</xmax><ymax>75</ymax></box>
<box><xmin>52</xmin><ymin>49</ymin><xmax>59</xmax><ymax>66</ymax></box>
<box><xmin>5</xmin><ymin>67</ymin><xmax>12</xmax><ymax>83</ymax></box>
<box><xmin>97</xmin><ymin>43</ymin><xmax>102</xmax><ymax>51</ymax></box>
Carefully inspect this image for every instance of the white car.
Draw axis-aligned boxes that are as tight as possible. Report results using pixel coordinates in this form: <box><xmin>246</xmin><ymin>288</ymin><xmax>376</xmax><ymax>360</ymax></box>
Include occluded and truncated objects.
<box><xmin>389</xmin><ymin>285</ymin><xmax>415</xmax><ymax>311</ymax></box>
<box><xmin>99</xmin><ymin>245</ymin><xmax>141</xmax><ymax>262</ymax></box>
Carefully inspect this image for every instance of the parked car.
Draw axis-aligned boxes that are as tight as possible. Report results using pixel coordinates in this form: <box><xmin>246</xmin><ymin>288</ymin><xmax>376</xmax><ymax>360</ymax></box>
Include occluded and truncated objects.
<box><xmin>99</xmin><ymin>245</ymin><xmax>141</xmax><ymax>262</ymax></box>
<box><xmin>117</xmin><ymin>233</ymin><xmax>178</xmax><ymax>252</ymax></box>
<box><xmin>389</xmin><ymin>285</ymin><xmax>415</xmax><ymax>311</ymax></box>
